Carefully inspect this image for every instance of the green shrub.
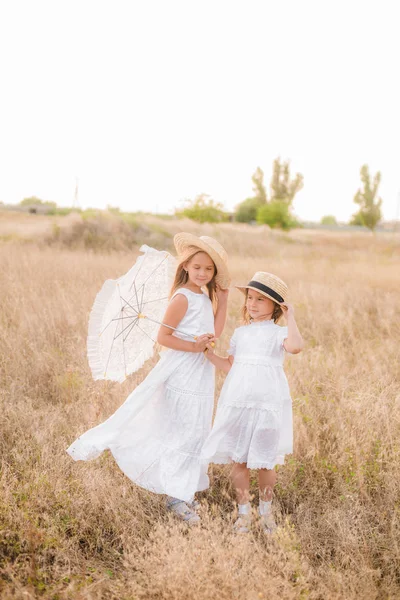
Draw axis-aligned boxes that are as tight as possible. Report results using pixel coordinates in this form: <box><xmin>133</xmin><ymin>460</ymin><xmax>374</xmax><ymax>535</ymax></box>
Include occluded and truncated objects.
<box><xmin>256</xmin><ymin>200</ymin><xmax>298</xmax><ymax>230</ymax></box>
<box><xmin>235</xmin><ymin>197</ymin><xmax>264</xmax><ymax>223</ymax></box>
<box><xmin>321</xmin><ymin>215</ymin><xmax>337</xmax><ymax>226</ymax></box>
<box><xmin>48</xmin><ymin>207</ymin><xmax>81</xmax><ymax>216</ymax></box>
<box><xmin>175</xmin><ymin>194</ymin><xmax>228</xmax><ymax>223</ymax></box>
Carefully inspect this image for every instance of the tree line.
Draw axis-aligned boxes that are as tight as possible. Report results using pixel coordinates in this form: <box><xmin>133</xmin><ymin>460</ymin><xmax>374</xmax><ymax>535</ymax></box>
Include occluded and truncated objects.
<box><xmin>176</xmin><ymin>160</ymin><xmax>383</xmax><ymax>231</ymax></box>
<box><xmin>5</xmin><ymin>161</ymin><xmax>384</xmax><ymax>231</ymax></box>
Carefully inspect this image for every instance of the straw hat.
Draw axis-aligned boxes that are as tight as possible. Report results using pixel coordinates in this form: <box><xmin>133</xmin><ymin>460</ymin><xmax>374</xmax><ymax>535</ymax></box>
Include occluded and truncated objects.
<box><xmin>236</xmin><ymin>271</ymin><xmax>288</xmax><ymax>304</ymax></box>
<box><xmin>173</xmin><ymin>233</ymin><xmax>231</xmax><ymax>289</ymax></box>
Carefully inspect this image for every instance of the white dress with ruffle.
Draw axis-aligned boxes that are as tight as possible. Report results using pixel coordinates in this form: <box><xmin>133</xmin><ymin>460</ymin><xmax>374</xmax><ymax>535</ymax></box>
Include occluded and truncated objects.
<box><xmin>67</xmin><ymin>288</ymin><xmax>215</xmax><ymax>502</ymax></box>
<box><xmin>201</xmin><ymin>320</ymin><xmax>292</xmax><ymax>469</ymax></box>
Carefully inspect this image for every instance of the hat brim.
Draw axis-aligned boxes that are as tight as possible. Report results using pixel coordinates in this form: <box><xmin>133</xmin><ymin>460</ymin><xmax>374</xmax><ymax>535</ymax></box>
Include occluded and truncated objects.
<box><xmin>235</xmin><ymin>285</ymin><xmax>285</xmax><ymax>305</ymax></box>
<box><xmin>174</xmin><ymin>233</ymin><xmax>230</xmax><ymax>289</ymax></box>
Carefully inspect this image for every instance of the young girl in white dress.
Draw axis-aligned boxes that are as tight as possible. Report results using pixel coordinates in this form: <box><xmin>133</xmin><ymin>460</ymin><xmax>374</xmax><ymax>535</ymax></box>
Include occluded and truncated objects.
<box><xmin>201</xmin><ymin>271</ymin><xmax>303</xmax><ymax>533</ymax></box>
<box><xmin>67</xmin><ymin>234</ymin><xmax>230</xmax><ymax>525</ymax></box>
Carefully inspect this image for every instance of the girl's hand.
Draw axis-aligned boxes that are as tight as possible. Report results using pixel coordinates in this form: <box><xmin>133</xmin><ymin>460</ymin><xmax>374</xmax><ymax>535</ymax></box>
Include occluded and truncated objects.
<box><xmin>205</xmin><ymin>341</ymin><xmax>215</xmax><ymax>356</ymax></box>
<box><xmin>215</xmin><ymin>285</ymin><xmax>229</xmax><ymax>303</ymax></box>
<box><xmin>280</xmin><ymin>302</ymin><xmax>295</xmax><ymax>319</ymax></box>
<box><xmin>193</xmin><ymin>334</ymin><xmax>215</xmax><ymax>353</ymax></box>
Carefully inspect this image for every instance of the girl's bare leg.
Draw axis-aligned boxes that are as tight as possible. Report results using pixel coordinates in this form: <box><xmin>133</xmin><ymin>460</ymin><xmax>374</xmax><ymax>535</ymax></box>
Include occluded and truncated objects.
<box><xmin>231</xmin><ymin>463</ymin><xmax>252</xmax><ymax>532</ymax></box>
<box><xmin>231</xmin><ymin>463</ymin><xmax>250</xmax><ymax>504</ymax></box>
<box><xmin>258</xmin><ymin>468</ymin><xmax>276</xmax><ymax>501</ymax></box>
<box><xmin>258</xmin><ymin>469</ymin><xmax>277</xmax><ymax>532</ymax></box>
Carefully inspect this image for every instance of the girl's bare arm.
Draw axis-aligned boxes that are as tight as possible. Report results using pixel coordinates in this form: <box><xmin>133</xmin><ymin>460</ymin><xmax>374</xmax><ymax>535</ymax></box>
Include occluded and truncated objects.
<box><xmin>205</xmin><ymin>346</ymin><xmax>234</xmax><ymax>373</ymax></box>
<box><xmin>213</xmin><ymin>286</ymin><xmax>229</xmax><ymax>338</ymax></box>
<box><xmin>281</xmin><ymin>303</ymin><xmax>304</xmax><ymax>354</ymax></box>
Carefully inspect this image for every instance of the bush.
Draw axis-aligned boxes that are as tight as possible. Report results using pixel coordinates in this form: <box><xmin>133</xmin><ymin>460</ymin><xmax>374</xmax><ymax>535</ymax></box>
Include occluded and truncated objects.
<box><xmin>256</xmin><ymin>200</ymin><xmax>298</xmax><ymax>230</ymax></box>
<box><xmin>47</xmin><ymin>207</ymin><xmax>82</xmax><ymax>216</ymax></box>
<box><xmin>19</xmin><ymin>197</ymin><xmax>57</xmax><ymax>211</ymax></box>
<box><xmin>235</xmin><ymin>197</ymin><xmax>264</xmax><ymax>223</ymax></box>
<box><xmin>175</xmin><ymin>195</ymin><xmax>228</xmax><ymax>223</ymax></box>
<box><xmin>44</xmin><ymin>213</ymin><xmax>173</xmax><ymax>251</ymax></box>
<box><xmin>321</xmin><ymin>215</ymin><xmax>337</xmax><ymax>226</ymax></box>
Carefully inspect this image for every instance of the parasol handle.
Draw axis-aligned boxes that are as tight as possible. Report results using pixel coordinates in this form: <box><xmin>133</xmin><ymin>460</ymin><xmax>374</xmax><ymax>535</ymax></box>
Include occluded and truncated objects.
<box><xmin>137</xmin><ymin>314</ymin><xmax>197</xmax><ymax>340</ymax></box>
<box><xmin>139</xmin><ymin>314</ymin><xmax>215</xmax><ymax>349</ymax></box>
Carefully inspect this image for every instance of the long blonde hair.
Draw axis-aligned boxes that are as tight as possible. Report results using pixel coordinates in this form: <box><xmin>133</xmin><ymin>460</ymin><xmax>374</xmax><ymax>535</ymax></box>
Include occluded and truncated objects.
<box><xmin>170</xmin><ymin>246</ymin><xmax>218</xmax><ymax>310</ymax></box>
<box><xmin>241</xmin><ymin>289</ymin><xmax>283</xmax><ymax>324</ymax></box>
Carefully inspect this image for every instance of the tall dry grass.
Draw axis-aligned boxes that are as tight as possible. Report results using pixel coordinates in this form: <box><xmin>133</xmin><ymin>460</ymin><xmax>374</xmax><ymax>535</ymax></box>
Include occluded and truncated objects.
<box><xmin>1</xmin><ymin>219</ymin><xmax>399</xmax><ymax>599</ymax></box>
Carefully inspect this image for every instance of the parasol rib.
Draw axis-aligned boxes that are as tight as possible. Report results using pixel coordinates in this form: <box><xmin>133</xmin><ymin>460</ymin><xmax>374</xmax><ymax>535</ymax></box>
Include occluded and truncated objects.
<box><xmin>128</xmin><ymin>247</ymin><xmax>150</xmax><ymax>291</ymax></box>
<box><xmin>140</xmin><ymin>282</ymin><xmax>145</xmax><ymax>312</ymax></box>
<box><xmin>123</xmin><ymin>318</ymin><xmax>139</xmax><ymax>343</ymax></box>
<box><xmin>136</xmin><ymin>323</ymin><xmax>157</xmax><ymax>344</ymax></box>
<box><xmin>132</xmin><ymin>254</ymin><xmax>170</xmax><ymax>299</ymax></box>
<box><xmin>119</xmin><ymin>289</ymin><xmax>128</xmax><ymax>377</ymax></box>
<box><xmin>100</xmin><ymin>253</ymin><xmax>171</xmax><ymax>334</ymax></box>
<box><xmin>103</xmin><ymin>315</ymin><xmax>123</xmax><ymax>376</ymax></box>
<box><xmin>99</xmin><ymin>301</ymin><xmax>138</xmax><ymax>337</ymax></box>
<box><xmin>115</xmin><ymin>316</ymin><xmax>138</xmax><ymax>341</ymax></box>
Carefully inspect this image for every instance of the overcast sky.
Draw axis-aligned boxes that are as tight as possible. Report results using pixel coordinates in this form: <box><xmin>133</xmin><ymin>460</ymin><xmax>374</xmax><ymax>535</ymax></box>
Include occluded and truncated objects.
<box><xmin>0</xmin><ymin>0</ymin><xmax>399</xmax><ymax>222</ymax></box>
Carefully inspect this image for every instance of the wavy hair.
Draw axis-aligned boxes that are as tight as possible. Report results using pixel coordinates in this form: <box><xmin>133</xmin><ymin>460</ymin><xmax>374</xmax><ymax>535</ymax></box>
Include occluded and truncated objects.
<box><xmin>169</xmin><ymin>247</ymin><xmax>218</xmax><ymax>311</ymax></box>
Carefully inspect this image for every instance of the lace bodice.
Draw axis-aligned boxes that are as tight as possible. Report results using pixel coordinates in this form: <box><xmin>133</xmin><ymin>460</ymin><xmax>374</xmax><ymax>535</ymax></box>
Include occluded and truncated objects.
<box><xmin>228</xmin><ymin>320</ymin><xmax>288</xmax><ymax>365</ymax></box>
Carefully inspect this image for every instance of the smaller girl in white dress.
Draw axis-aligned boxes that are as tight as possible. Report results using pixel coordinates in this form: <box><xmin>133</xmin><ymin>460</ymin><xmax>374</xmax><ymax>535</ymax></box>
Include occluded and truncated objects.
<box><xmin>201</xmin><ymin>271</ymin><xmax>303</xmax><ymax>533</ymax></box>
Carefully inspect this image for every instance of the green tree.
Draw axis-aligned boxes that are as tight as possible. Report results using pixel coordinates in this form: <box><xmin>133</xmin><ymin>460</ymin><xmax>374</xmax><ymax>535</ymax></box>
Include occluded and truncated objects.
<box><xmin>235</xmin><ymin>167</ymin><xmax>267</xmax><ymax>223</ymax></box>
<box><xmin>349</xmin><ymin>212</ymin><xmax>364</xmax><ymax>227</ymax></box>
<box><xmin>235</xmin><ymin>158</ymin><xmax>304</xmax><ymax>227</ymax></box>
<box><xmin>20</xmin><ymin>196</ymin><xmax>57</xmax><ymax>209</ymax></box>
<box><xmin>20</xmin><ymin>196</ymin><xmax>43</xmax><ymax>206</ymax></box>
<box><xmin>321</xmin><ymin>215</ymin><xmax>337</xmax><ymax>225</ymax></box>
<box><xmin>175</xmin><ymin>194</ymin><xmax>228</xmax><ymax>223</ymax></box>
<box><xmin>256</xmin><ymin>201</ymin><xmax>298</xmax><ymax>230</ymax></box>
<box><xmin>270</xmin><ymin>158</ymin><xmax>303</xmax><ymax>205</ymax></box>
<box><xmin>351</xmin><ymin>165</ymin><xmax>382</xmax><ymax>231</ymax></box>
<box><xmin>251</xmin><ymin>167</ymin><xmax>268</xmax><ymax>204</ymax></box>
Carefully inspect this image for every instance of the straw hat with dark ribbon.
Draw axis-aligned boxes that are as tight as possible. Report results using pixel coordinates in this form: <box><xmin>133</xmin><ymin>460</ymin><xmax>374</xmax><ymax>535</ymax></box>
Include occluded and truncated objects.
<box><xmin>236</xmin><ymin>271</ymin><xmax>288</xmax><ymax>304</ymax></box>
<box><xmin>173</xmin><ymin>233</ymin><xmax>231</xmax><ymax>289</ymax></box>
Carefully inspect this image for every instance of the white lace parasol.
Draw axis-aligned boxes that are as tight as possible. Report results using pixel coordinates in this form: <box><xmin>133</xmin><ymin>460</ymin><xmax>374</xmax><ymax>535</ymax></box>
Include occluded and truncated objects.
<box><xmin>87</xmin><ymin>244</ymin><xmax>186</xmax><ymax>382</ymax></box>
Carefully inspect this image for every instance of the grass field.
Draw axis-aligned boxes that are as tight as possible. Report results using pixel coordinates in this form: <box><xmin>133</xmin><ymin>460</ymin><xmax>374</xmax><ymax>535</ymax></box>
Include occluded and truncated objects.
<box><xmin>1</xmin><ymin>211</ymin><xmax>399</xmax><ymax>599</ymax></box>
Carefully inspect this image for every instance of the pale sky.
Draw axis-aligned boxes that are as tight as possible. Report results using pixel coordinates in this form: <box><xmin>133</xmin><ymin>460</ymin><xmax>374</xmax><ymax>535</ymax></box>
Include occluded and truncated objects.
<box><xmin>0</xmin><ymin>0</ymin><xmax>399</xmax><ymax>222</ymax></box>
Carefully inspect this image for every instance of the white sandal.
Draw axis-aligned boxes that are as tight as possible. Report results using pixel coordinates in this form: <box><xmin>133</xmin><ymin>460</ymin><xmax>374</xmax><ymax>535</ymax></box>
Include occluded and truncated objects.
<box><xmin>260</xmin><ymin>511</ymin><xmax>277</xmax><ymax>534</ymax></box>
<box><xmin>233</xmin><ymin>514</ymin><xmax>252</xmax><ymax>534</ymax></box>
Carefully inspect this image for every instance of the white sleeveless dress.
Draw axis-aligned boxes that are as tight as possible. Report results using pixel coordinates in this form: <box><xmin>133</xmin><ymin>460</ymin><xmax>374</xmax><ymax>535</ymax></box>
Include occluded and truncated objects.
<box><xmin>67</xmin><ymin>288</ymin><xmax>215</xmax><ymax>502</ymax></box>
<box><xmin>201</xmin><ymin>320</ymin><xmax>293</xmax><ymax>469</ymax></box>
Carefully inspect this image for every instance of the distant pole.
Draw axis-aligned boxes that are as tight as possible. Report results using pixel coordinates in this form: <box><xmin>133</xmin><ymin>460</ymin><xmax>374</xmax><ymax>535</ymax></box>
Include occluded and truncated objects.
<box><xmin>73</xmin><ymin>177</ymin><xmax>79</xmax><ymax>209</ymax></box>
<box><xmin>394</xmin><ymin>190</ymin><xmax>400</xmax><ymax>234</ymax></box>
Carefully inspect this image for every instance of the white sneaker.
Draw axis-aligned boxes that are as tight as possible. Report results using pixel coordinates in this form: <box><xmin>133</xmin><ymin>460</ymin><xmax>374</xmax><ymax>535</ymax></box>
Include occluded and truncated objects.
<box><xmin>166</xmin><ymin>499</ymin><xmax>201</xmax><ymax>525</ymax></box>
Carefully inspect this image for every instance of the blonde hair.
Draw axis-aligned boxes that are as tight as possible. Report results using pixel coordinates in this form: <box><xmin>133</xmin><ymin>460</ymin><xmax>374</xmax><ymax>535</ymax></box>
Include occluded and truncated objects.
<box><xmin>241</xmin><ymin>289</ymin><xmax>283</xmax><ymax>324</ymax></box>
<box><xmin>170</xmin><ymin>246</ymin><xmax>218</xmax><ymax>310</ymax></box>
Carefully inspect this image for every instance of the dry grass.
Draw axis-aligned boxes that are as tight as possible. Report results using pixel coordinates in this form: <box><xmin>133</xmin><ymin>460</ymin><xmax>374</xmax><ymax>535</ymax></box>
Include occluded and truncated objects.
<box><xmin>1</xmin><ymin>216</ymin><xmax>399</xmax><ymax>599</ymax></box>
